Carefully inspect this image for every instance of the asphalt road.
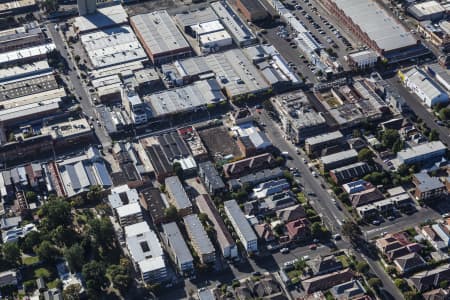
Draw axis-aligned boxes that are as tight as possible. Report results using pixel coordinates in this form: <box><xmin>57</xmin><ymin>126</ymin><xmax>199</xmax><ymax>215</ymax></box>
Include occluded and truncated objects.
<box><xmin>258</xmin><ymin>110</ymin><xmax>348</xmax><ymax>233</ymax></box>
<box><xmin>46</xmin><ymin>23</ymin><xmax>112</xmax><ymax>148</ymax></box>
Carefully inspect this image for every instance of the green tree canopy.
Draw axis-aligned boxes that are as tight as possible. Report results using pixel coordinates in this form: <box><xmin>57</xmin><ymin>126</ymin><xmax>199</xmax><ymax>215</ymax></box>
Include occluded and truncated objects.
<box><xmin>39</xmin><ymin>198</ymin><xmax>72</xmax><ymax>232</ymax></box>
<box><xmin>82</xmin><ymin>261</ymin><xmax>108</xmax><ymax>296</ymax></box>
<box><xmin>19</xmin><ymin>230</ymin><xmax>41</xmax><ymax>254</ymax></box>
<box><xmin>381</xmin><ymin>129</ymin><xmax>400</xmax><ymax>149</ymax></box>
<box><xmin>88</xmin><ymin>217</ymin><xmax>115</xmax><ymax>249</ymax></box>
<box><xmin>35</xmin><ymin>241</ymin><xmax>59</xmax><ymax>263</ymax></box>
<box><xmin>164</xmin><ymin>205</ymin><xmax>179</xmax><ymax>222</ymax></box>
<box><xmin>357</xmin><ymin>148</ymin><xmax>373</xmax><ymax>162</ymax></box>
<box><xmin>3</xmin><ymin>243</ymin><xmax>21</xmax><ymax>266</ymax></box>
<box><xmin>63</xmin><ymin>284</ymin><xmax>82</xmax><ymax>300</ymax></box>
<box><xmin>64</xmin><ymin>244</ymin><xmax>85</xmax><ymax>273</ymax></box>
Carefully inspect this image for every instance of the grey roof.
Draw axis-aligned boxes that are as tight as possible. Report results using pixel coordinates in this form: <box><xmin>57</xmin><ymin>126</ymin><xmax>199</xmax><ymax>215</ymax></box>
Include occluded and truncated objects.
<box><xmin>199</xmin><ymin>161</ymin><xmax>225</xmax><ymax>190</ymax></box>
<box><xmin>330</xmin><ymin>162</ymin><xmax>372</xmax><ymax>183</ymax></box>
<box><xmin>196</xmin><ymin>194</ymin><xmax>235</xmax><ymax>253</ymax></box>
<box><xmin>131</xmin><ymin>10</ymin><xmax>190</xmax><ymax>56</ymax></box>
<box><xmin>414</xmin><ymin>173</ymin><xmax>445</xmax><ymax>192</ymax></box>
<box><xmin>183</xmin><ymin>214</ymin><xmax>215</xmax><ymax>255</ymax></box>
<box><xmin>428</xmin><ymin>63</ymin><xmax>450</xmax><ymax>86</ymax></box>
<box><xmin>397</xmin><ymin>141</ymin><xmax>446</xmax><ymax>163</ymax></box>
<box><xmin>408</xmin><ymin>1</ymin><xmax>445</xmax><ymax>19</ymax></box>
<box><xmin>174</xmin><ymin>7</ymin><xmax>219</xmax><ymax>28</ymax></box>
<box><xmin>232</xmin><ymin>167</ymin><xmax>284</xmax><ymax>188</ymax></box>
<box><xmin>331</xmin><ymin>0</ymin><xmax>417</xmax><ymax>52</ymax></box>
<box><xmin>146</xmin><ymin>79</ymin><xmax>225</xmax><ymax>117</ymax></box>
<box><xmin>224</xmin><ymin>199</ymin><xmax>257</xmax><ymax>242</ymax></box>
<box><xmin>330</xmin><ymin>280</ymin><xmax>366</xmax><ymax>299</ymax></box>
<box><xmin>210</xmin><ymin>1</ymin><xmax>257</xmax><ymax>45</ymax></box>
<box><xmin>162</xmin><ymin>222</ymin><xmax>193</xmax><ymax>264</ymax></box>
<box><xmin>305</xmin><ymin>131</ymin><xmax>344</xmax><ymax>146</ymax></box>
<box><xmin>165</xmin><ymin>176</ymin><xmax>192</xmax><ymax>210</ymax></box>
<box><xmin>320</xmin><ymin>149</ymin><xmax>358</xmax><ymax>165</ymax></box>
<box><xmin>203</xmin><ymin>49</ymin><xmax>270</xmax><ymax>98</ymax></box>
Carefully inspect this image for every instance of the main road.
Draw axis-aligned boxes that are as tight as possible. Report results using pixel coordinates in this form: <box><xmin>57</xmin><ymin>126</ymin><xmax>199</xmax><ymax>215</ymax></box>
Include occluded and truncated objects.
<box><xmin>46</xmin><ymin>23</ymin><xmax>112</xmax><ymax>148</ymax></box>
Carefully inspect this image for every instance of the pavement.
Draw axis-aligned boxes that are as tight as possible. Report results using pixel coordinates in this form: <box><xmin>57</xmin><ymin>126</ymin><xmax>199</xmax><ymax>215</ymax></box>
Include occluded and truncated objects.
<box><xmin>46</xmin><ymin>23</ymin><xmax>112</xmax><ymax>149</ymax></box>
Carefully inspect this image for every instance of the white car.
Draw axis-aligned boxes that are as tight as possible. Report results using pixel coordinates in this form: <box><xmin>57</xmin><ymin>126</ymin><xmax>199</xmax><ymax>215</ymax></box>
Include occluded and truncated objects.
<box><xmin>280</xmin><ymin>247</ymin><xmax>290</xmax><ymax>254</ymax></box>
<box><xmin>312</xmin><ymin>171</ymin><xmax>318</xmax><ymax>177</ymax></box>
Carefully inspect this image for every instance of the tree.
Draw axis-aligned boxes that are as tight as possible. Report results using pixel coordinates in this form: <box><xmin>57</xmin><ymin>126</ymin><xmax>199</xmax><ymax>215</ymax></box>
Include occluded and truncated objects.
<box><xmin>311</xmin><ymin>222</ymin><xmax>324</xmax><ymax>238</ymax></box>
<box><xmin>352</xmin><ymin>129</ymin><xmax>362</xmax><ymax>138</ymax></box>
<box><xmin>164</xmin><ymin>205</ymin><xmax>179</xmax><ymax>222</ymax></box>
<box><xmin>392</xmin><ymin>139</ymin><xmax>403</xmax><ymax>153</ymax></box>
<box><xmin>368</xmin><ymin>278</ymin><xmax>382</xmax><ymax>289</ymax></box>
<box><xmin>342</xmin><ymin>221</ymin><xmax>361</xmax><ymax>242</ymax></box>
<box><xmin>25</xmin><ymin>191</ymin><xmax>37</xmax><ymax>202</ymax></box>
<box><xmin>35</xmin><ymin>241</ymin><xmax>59</xmax><ymax>263</ymax></box>
<box><xmin>74</xmin><ymin>55</ymin><xmax>81</xmax><ymax>63</ymax></box>
<box><xmin>358</xmin><ymin>148</ymin><xmax>373</xmax><ymax>162</ymax></box>
<box><xmin>173</xmin><ymin>162</ymin><xmax>184</xmax><ymax>181</ymax></box>
<box><xmin>64</xmin><ymin>244</ymin><xmax>85</xmax><ymax>273</ymax></box>
<box><xmin>88</xmin><ymin>217</ymin><xmax>114</xmax><ymax>249</ymax></box>
<box><xmin>86</xmin><ymin>185</ymin><xmax>103</xmax><ymax>203</ymax></box>
<box><xmin>63</xmin><ymin>284</ymin><xmax>82</xmax><ymax>300</ymax></box>
<box><xmin>52</xmin><ymin>225</ymin><xmax>77</xmax><ymax>247</ymax></box>
<box><xmin>394</xmin><ymin>278</ymin><xmax>408</xmax><ymax>291</ymax></box>
<box><xmin>404</xmin><ymin>291</ymin><xmax>422</xmax><ymax>300</ymax></box>
<box><xmin>20</xmin><ymin>230</ymin><xmax>41</xmax><ymax>254</ymax></box>
<box><xmin>429</xmin><ymin>129</ymin><xmax>439</xmax><ymax>141</ymax></box>
<box><xmin>82</xmin><ymin>261</ymin><xmax>108</xmax><ymax>296</ymax></box>
<box><xmin>107</xmin><ymin>262</ymin><xmax>132</xmax><ymax>292</ymax></box>
<box><xmin>39</xmin><ymin>198</ymin><xmax>72</xmax><ymax>232</ymax></box>
<box><xmin>3</xmin><ymin>243</ymin><xmax>21</xmax><ymax>266</ymax></box>
<box><xmin>198</xmin><ymin>213</ymin><xmax>209</xmax><ymax>225</ymax></box>
<box><xmin>356</xmin><ymin>262</ymin><xmax>369</xmax><ymax>273</ymax></box>
<box><xmin>439</xmin><ymin>107</ymin><xmax>450</xmax><ymax>120</ymax></box>
<box><xmin>381</xmin><ymin>129</ymin><xmax>400</xmax><ymax>149</ymax></box>
<box><xmin>440</xmin><ymin>279</ymin><xmax>449</xmax><ymax>289</ymax></box>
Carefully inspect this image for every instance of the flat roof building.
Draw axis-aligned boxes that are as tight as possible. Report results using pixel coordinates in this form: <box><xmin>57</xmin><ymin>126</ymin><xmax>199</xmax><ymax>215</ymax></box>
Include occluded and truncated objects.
<box><xmin>272</xmin><ymin>91</ymin><xmax>327</xmax><ymax>143</ymax></box>
<box><xmin>198</xmin><ymin>161</ymin><xmax>225</xmax><ymax>195</ymax></box>
<box><xmin>116</xmin><ymin>202</ymin><xmax>143</xmax><ymax>227</ymax></box>
<box><xmin>165</xmin><ymin>176</ymin><xmax>192</xmax><ymax>217</ymax></box>
<box><xmin>130</xmin><ymin>11</ymin><xmax>192</xmax><ymax>65</ymax></box>
<box><xmin>400</xmin><ymin>67</ymin><xmax>449</xmax><ymax>107</ymax></box>
<box><xmin>196</xmin><ymin>194</ymin><xmax>237</xmax><ymax>258</ymax></box>
<box><xmin>234</xmin><ymin>0</ymin><xmax>268</xmax><ymax>22</ymax></box>
<box><xmin>211</xmin><ymin>1</ymin><xmax>257</xmax><ymax>47</ymax></box>
<box><xmin>204</xmin><ymin>49</ymin><xmax>270</xmax><ymax>99</ymax></box>
<box><xmin>408</xmin><ymin>1</ymin><xmax>445</xmax><ymax>21</ymax></box>
<box><xmin>320</xmin><ymin>149</ymin><xmax>358</xmax><ymax>172</ymax></box>
<box><xmin>174</xmin><ymin>7</ymin><xmax>219</xmax><ymax>32</ymax></box>
<box><xmin>305</xmin><ymin>131</ymin><xmax>344</xmax><ymax>156</ymax></box>
<box><xmin>183</xmin><ymin>214</ymin><xmax>216</xmax><ymax>264</ymax></box>
<box><xmin>323</xmin><ymin>0</ymin><xmax>423</xmax><ymax>62</ymax></box>
<box><xmin>0</xmin><ymin>43</ymin><xmax>55</xmax><ymax>66</ymax></box>
<box><xmin>161</xmin><ymin>222</ymin><xmax>194</xmax><ymax>275</ymax></box>
<box><xmin>224</xmin><ymin>199</ymin><xmax>258</xmax><ymax>253</ymax></box>
<box><xmin>124</xmin><ymin>222</ymin><xmax>167</xmax><ymax>283</ymax></box>
<box><xmin>0</xmin><ymin>22</ymin><xmax>44</xmax><ymax>54</ymax></box>
<box><xmin>146</xmin><ymin>79</ymin><xmax>225</xmax><ymax>118</ymax></box>
<box><xmin>396</xmin><ymin>141</ymin><xmax>447</xmax><ymax>166</ymax></box>
<box><xmin>80</xmin><ymin>25</ymin><xmax>148</xmax><ymax>69</ymax></box>
<box><xmin>73</xmin><ymin>4</ymin><xmax>128</xmax><ymax>34</ymax></box>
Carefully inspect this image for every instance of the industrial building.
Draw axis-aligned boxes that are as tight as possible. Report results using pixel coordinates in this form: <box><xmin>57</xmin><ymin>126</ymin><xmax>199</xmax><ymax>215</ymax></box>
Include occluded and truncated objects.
<box><xmin>146</xmin><ymin>79</ymin><xmax>225</xmax><ymax>118</ymax></box>
<box><xmin>0</xmin><ymin>0</ymin><xmax>37</xmax><ymax>16</ymax></box>
<box><xmin>116</xmin><ymin>203</ymin><xmax>143</xmax><ymax>227</ymax></box>
<box><xmin>211</xmin><ymin>1</ymin><xmax>257</xmax><ymax>47</ymax></box>
<box><xmin>48</xmin><ymin>147</ymin><xmax>112</xmax><ymax>198</ymax></box>
<box><xmin>0</xmin><ymin>43</ymin><xmax>55</xmax><ymax>66</ymax></box>
<box><xmin>174</xmin><ymin>7</ymin><xmax>219</xmax><ymax>35</ymax></box>
<box><xmin>399</xmin><ymin>67</ymin><xmax>449</xmax><ymax>107</ymax></box>
<box><xmin>130</xmin><ymin>11</ymin><xmax>192</xmax><ymax>64</ymax></box>
<box><xmin>0</xmin><ymin>22</ymin><xmax>45</xmax><ymax>54</ymax></box>
<box><xmin>73</xmin><ymin>4</ymin><xmax>128</xmax><ymax>34</ymax></box>
<box><xmin>233</xmin><ymin>0</ymin><xmax>268</xmax><ymax>22</ymax></box>
<box><xmin>80</xmin><ymin>25</ymin><xmax>147</xmax><ymax>70</ymax></box>
<box><xmin>407</xmin><ymin>1</ymin><xmax>445</xmax><ymax>21</ymax></box>
<box><xmin>427</xmin><ymin>63</ymin><xmax>450</xmax><ymax>92</ymax></box>
<box><xmin>205</xmin><ymin>49</ymin><xmax>269</xmax><ymax>99</ymax></box>
<box><xmin>183</xmin><ymin>214</ymin><xmax>216</xmax><ymax>264</ymax></box>
<box><xmin>124</xmin><ymin>222</ymin><xmax>167</xmax><ymax>283</ymax></box>
<box><xmin>165</xmin><ymin>176</ymin><xmax>193</xmax><ymax>217</ymax></box>
<box><xmin>271</xmin><ymin>91</ymin><xmax>327</xmax><ymax>143</ymax></box>
<box><xmin>322</xmin><ymin>0</ymin><xmax>424</xmax><ymax>62</ymax></box>
<box><xmin>224</xmin><ymin>199</ymin><xmax>258</xmax><ymax>253</ymax></box>
<box><xmin>196</xmin><ymin>194</ymin><xmax>238</xmax><ymax>258</ymax></box>
<box><xmin>161</xmin><ymin>222</ymin><xmax>194</xmax><ymax>276</ymax></box>
<box><xmin>417</xmin><ymin>20</ymin><xmax>450</xmax><ymax>49</ymax></box>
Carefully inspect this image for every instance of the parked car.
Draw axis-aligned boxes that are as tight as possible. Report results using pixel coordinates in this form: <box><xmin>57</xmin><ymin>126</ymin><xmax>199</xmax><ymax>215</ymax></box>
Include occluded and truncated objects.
<box><xmin>280</xmin><ymin>247</ymin><xmax>290</xmax><ymax>254</ymax></box>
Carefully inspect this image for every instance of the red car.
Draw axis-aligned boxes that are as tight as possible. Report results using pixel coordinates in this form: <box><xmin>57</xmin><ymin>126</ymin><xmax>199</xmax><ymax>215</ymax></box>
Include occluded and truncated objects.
<box><xmin>309</xmin><ymin>244</ymin><xmax>317</xmax><ymax>250</ymax></box>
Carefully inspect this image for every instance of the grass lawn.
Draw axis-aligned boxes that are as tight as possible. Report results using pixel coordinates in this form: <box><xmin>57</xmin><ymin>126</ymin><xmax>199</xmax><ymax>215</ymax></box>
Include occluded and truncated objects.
<box><xmin>287</xmin><ymin>269</ymin><xmax>302</xmax><ymax>280</ymax></box>
<box><xmin>297</xmin><ymin>192</ymin><xmax>307</xmax><ymax>204</ymax></box>
<box><xmin>22</xmin><ymin>256</ymin><xmax>39</xmax><ymax>265</ymax></box>
<box><xmin>336</xmin><ymin>255</ymin><xmax>351</xmax><ymax>268</ymax></box>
